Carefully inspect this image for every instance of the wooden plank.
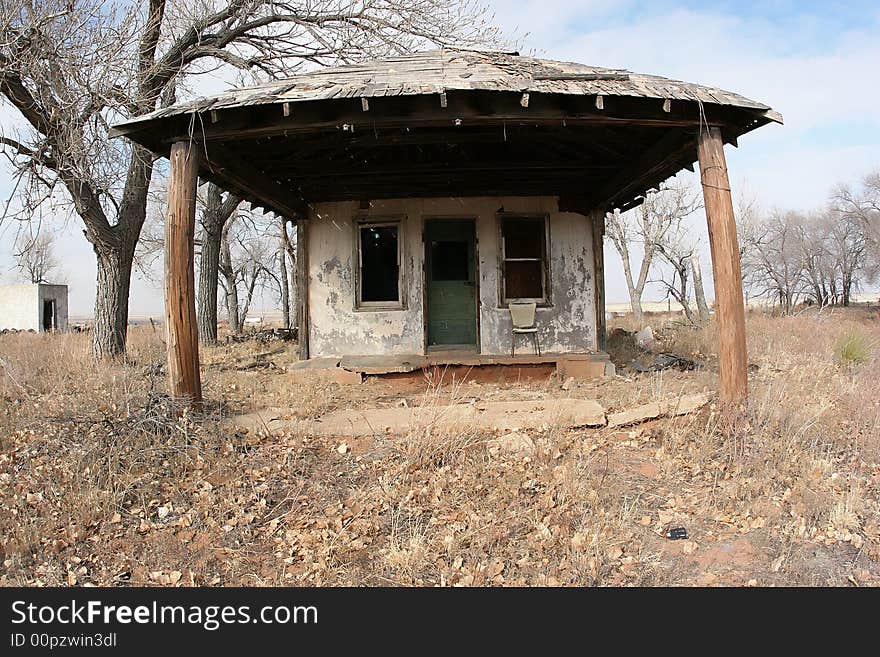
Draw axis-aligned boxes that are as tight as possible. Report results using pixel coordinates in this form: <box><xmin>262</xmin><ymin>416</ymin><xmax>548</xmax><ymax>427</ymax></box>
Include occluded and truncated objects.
<box><xmin>164</xmin><ymin>141</ymin><xmax>202</xmax><ymax>405</ymax></box>
<box><xmin>697</xmin><ymin>126</ymin><xmax>747</xmax><ymax>403</ymax></box>
<box><xmin>296</xmin><ymin>218</ymin><xmax>310</xmax><ymax>360</ymax></box>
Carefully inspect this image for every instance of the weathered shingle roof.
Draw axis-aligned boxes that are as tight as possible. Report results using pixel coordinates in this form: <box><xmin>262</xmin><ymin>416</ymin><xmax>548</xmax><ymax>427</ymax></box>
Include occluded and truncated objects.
<box><xmin>115</xmin><ymin>49</ymin><xmax>781</xmax><ymax>130</ymax></box>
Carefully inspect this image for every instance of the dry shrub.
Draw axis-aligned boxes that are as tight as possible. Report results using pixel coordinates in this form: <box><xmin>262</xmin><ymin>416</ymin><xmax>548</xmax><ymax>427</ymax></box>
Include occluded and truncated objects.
<box><xmin>835</xmin><ymin>328</ymin><xmax>872</xmax><ymax>365</ymax></box>
<box><xmin>397</xmin><ymin>368</ymin><xmax>484</xmax><ymax>470</ymax></box>
<box><xmin>662</xmin><ymin>320</ymin><xmax>717</xmax><ymax>359</ymax></box>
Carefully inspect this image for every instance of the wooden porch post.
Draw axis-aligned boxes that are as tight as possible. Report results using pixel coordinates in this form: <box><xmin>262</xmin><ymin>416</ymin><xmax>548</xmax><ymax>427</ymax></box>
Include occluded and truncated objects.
<box><xmin>697</xmin><ymin>127</ymin><xmax>747</xmax><ymax>403</ymax></box>
<box><xmin>591</xmin><ymin>210</ymin><xmax>606</xmax><ymax>352</ymax></box>
<box><xmin>295</xmin><ymin>218</ymin><xmax>310</xmax><ymax>360</ymax></box>
<box><xmin>164</xmin><ymin>141</ymin><xmax>202</xmax><ymax>404</ymax></box>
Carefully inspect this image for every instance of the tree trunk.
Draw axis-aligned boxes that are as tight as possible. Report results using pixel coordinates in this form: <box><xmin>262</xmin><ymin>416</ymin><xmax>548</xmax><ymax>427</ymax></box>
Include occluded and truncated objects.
<box><xmin>197</xmin><ymin>223</ymin><xmax>222</xmax><ymax>345</ymax></box>
<box><xmin>92</xmin><ymin>245</ymin><xmax>135</xmax><ymax>358</ymax></box>
<box><xmin>617</xmin><ymin>248</ymin><xmax>644</xmax><ymax>325</ymax></box>
<box><xmin>86</xmin><ymin>148</ymin><xmax>153</xmax><ymax>359</ymax></box>
<box><xmin>220</xmin><ymin>223</ymin><xmax>242</xmax><ymax>335</ymax></box>
<box><xmin>278</xmin><ymin>216</ymin><xmax>291</xmax><ymax>330</ymax></box>
<box><xmin>628</xmin><ymin>284</ymin><xmax>644</xmax><ymax>325</ymax></box>
<box><xmin>197</xmin><ymin>184</ymin><xmax>241</xmax><ymax>344</ymax></box>
<box><xmin>690</xmin><ymin>251</ymin><xmax>710</xmax><ymax>324</ymax></box>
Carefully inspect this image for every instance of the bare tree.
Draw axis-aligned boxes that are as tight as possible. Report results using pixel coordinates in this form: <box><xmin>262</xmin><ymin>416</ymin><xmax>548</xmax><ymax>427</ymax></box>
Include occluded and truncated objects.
<box><xmin>794</xmin><ymin>211</ymin><xmax>834</xmax><ymax>307</ymax></box>
<box><xmin>649</xmin><ymin>186</ymin><xmax>706</xmax><ymax>326</ymax></box>
<box><xmin>833</xmin><ymin>171</ymin><xmax>880</xmax><ymax>282</ymax></box>
<box><xmin>277</xmin><ymin>215</ymin><xmax>293</xmax><ymax>330</ymax></box>
<box><xmin>606</xmin><ymin>181</ymin><xmax>701</xmax><ymax>325</ymax></box>
<box><xmin>735</xmin><ymin>192</ymin><xmax>762</xmax><ymax>299</ymax></box>
<box><xmin>13</xmin><ymin>226</ymin><xmax>59</xmax><ymax>283</ymax></box>
<box><xmin>740</xmin><ymin>203</ymin><xmax>871</xmax><ymax>313</ymax></box>
<box><xmin>197</xmin><ymin>182</ymin><xmax>241</xmax><ymax>344</ymax></box>
<box><xmin>739</xmin><ymin>210</ymin><xmax>808</xmax><ymax>314</ymax></box>
<box><xmin>218</xmin><ymin>207</ymin><xmax>279</xmax><ymax>334</ymax></box>
<box><xmin>690</xmin><ymin>251</ymin><xmax>710</xmax><ymax>323</ymax></box>
<box><xmin>0</xmin><ymin>0</ymin><xmax>500</xmax><ymax>358</ymax></box>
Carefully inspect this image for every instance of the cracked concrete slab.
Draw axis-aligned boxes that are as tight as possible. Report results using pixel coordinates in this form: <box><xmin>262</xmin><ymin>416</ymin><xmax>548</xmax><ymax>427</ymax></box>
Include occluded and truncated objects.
<box><xmin>227</xmin><ymin>393</ymin><xmax>712</xmax><ymax>438</ymax></box>
<box><xmin>229</xmin><ymin>398</ymin><xmax>606</xmax><ymax>438</ymax></box>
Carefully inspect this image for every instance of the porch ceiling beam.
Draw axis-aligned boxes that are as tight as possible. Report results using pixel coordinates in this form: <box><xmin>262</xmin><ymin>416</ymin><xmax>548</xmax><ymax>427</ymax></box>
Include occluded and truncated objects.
<box><xmin>200</xmin><ymin>142</ymin><xmax>308</xmax><ymax>219</ymax></box>
<box><xmin>587</xmin><ymin>129</ymin><xmax>696</xmax><ymax>211</ymax></box>
<box><xmin>173</xmin><ymin>113</ymin><xmax>719</xmax><ymax>144</ymax></box>
<box><xmin>270</xmin><ymin>162</ymin><xmax>618</xmax><ymax>179</ymax></box>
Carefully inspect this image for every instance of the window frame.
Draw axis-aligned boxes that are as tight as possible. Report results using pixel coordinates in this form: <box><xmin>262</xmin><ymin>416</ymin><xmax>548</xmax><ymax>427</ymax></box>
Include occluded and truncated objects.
<box><xmin>498</xmin><ymin>213</ymin><xmax>551</xmax><ymax>307</ymax></box>
<box><xmin>354</xmin><ymin>216</ymin><xmax>406</xmax><ymax>311</ymax></box>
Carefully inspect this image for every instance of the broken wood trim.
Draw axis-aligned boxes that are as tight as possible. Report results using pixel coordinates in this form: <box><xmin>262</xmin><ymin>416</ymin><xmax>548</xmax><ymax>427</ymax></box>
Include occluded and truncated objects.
<box><xmin>698</xmin><ymin>126</ymin><xmax>748</xmax><ymax>403</ymax></box>
<box><xmin>296</xmin><ymin>218</ymin><xmax>310</xmax><ymax>361</ymax></box>
<box><xmin>113</xmin><ymin>93</ymin><xmax>748</xmax><ymax>150</ymax></box>
<box><xmin>164</xmin><ymin>140</ymin><xmax>202</xmax><ymax>405</ymax></box>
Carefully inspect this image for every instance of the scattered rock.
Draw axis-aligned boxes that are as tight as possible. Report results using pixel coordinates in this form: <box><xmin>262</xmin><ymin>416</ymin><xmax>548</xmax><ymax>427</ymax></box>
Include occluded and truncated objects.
<box><xmin>634</xmin><ymin>326</ymin><xmax>655</xmax><ymax>349</ymax></box>
<box><xmin>487</xmin><ymin>432</ymin><xmax>536</xmax><ymax>457</ymax></box>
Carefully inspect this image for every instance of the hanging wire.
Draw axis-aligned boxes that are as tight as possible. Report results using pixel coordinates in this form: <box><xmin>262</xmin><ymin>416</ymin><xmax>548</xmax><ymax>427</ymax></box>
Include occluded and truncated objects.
<box><xmin>696</xmin><ymin>98</ymin><xmax>731</xmax><ymax>193</ymax></box>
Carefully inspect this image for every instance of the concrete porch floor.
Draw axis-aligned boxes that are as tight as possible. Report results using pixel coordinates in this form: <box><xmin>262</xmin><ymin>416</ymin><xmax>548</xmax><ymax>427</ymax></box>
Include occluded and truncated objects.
<box><xmin>288</xmin><ymin>351</ymin><xmax>615</xmax><ymax>381</ymax></box>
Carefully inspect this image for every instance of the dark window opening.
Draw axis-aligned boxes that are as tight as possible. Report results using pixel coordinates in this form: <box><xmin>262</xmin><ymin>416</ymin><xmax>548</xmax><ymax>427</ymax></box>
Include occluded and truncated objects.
<box><xmin>359</xmin><ymin>224</ymin><xmax>400</xmax><ymax>304</ymax></box>
<box><xmin>431</xmin><ymin>240</ymin><xmax>469</xmax><ymax>281</ymax></box>
<box><xmin>502</xmin><ymin>217</ymin><xmax>547</xmax><ymax>301</ymax></box>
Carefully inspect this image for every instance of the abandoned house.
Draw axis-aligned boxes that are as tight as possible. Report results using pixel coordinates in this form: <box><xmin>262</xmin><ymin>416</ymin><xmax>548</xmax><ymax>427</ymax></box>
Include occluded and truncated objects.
<box><xmin>0</xmin><ymin>283</ymin><xmax>69</xmax><ymax>332</ymax></box>
<box><xmin>110</xmin><ymin>49</ymin><xmax>781</xmax><ymax>404</ymax></box>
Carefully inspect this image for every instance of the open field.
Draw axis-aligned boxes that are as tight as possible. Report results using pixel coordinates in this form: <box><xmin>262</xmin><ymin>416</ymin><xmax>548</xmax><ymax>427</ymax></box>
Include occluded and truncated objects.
<box><xmin>1</xmin><ymin>306</ymin><xmax>879</xmax><ymax>586</ymax></box>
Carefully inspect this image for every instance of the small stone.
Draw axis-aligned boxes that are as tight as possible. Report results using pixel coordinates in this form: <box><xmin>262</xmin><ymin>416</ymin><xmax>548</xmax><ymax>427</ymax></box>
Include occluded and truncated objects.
<box><xmin>487</xmin><ymin>432</ymin><xmax>536</xmax><ymax>457</ymax></box>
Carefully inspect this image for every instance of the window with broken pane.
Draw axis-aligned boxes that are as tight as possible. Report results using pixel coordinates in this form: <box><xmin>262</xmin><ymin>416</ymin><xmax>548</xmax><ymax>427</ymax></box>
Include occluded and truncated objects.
<box><xmin>358</xmin><ymin>222</ymin><xmax>401</xmax><ymax>307</ymax></box>
<box><xmin>501</xmin><ymin>216</ymin><xmax>548</xmax><ymax>303</ymax></box>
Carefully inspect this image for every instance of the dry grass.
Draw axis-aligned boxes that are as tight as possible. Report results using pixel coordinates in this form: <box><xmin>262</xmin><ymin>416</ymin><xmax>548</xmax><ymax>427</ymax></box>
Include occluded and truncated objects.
<box><xmin>1</xmin><ymin>305</ymin><xmax>879</xmax><ymax>587</ymax></box>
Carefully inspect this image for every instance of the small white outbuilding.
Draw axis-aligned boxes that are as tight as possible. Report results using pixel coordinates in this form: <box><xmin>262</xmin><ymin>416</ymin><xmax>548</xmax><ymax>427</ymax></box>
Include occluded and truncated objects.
<box><xmin>0</xmin><ymin>283</ymin><xmax>68</xmax><ymax>332</ymax></box>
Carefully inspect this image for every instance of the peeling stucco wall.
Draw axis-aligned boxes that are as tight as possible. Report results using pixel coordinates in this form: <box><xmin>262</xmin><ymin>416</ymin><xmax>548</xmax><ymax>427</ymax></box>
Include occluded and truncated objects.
<box><xmin>307</xmin><ymin>200</ymin><xmax>425</xmax><ymax>356</ymax></box>
<box><xmin>307</xmin><ymin>197</ymin><xmax>596</xmax><ymax>357</ymax></box>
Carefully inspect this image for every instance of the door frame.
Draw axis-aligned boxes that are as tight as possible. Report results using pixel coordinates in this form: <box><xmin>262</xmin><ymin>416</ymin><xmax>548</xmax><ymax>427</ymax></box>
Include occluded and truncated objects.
<box><xmin>422</xmin><ymin>215</ymin><xmax>480</xmax><ymax>354</ymax></box>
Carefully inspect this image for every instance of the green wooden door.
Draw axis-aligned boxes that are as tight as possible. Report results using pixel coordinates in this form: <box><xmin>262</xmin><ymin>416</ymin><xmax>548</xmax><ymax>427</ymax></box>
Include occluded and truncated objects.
<box><xmin>426</xmin><ymin>220</ymin><xmax>477</xmax><ymax>348</ymax></box>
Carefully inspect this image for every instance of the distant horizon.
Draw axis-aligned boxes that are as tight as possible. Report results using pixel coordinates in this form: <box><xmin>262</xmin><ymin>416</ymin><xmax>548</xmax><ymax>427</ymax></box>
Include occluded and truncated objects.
<box><xmin>64</xmin><ymin>291</ymin><xmax>880</xmax><ymax>324</ymax></box>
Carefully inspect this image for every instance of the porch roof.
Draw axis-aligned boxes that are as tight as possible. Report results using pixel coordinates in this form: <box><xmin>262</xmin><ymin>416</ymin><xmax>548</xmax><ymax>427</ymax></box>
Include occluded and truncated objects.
<box><xmin>111</xmin><ymin>49</ymin><xmax>781</xmax><ymax>217</ymax></box>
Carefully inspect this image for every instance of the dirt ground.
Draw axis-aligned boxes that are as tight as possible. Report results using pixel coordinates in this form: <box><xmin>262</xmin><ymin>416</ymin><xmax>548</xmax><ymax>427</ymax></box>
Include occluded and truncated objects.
<box><xmin>1</xmin><ymin>306</ymin><xmax>878</xmax><ymax>586</ymax></box>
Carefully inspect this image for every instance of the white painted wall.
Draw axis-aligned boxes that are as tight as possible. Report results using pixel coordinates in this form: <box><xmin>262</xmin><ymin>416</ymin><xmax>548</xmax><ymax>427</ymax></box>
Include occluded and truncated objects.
<box><xmin>0</xmin><ymin>284</ymin><xmax>39</xmax><ymax>331</ymax></box>
<box><xmin>0</xmin><ymin>283</ymin><xmax>69</xmax><ymax>331</ymax></box>
<box><xmin>307</xmin><ymin>197</ymin><xmax>596</xmax><ymax>357</ymax></box>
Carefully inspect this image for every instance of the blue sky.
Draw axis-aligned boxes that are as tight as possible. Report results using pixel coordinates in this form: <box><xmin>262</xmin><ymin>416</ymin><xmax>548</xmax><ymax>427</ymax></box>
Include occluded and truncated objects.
<box><xmin>1</xmin><ymin>0</ymin><xmax>878</xmax><ymax>316</ymax></box>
